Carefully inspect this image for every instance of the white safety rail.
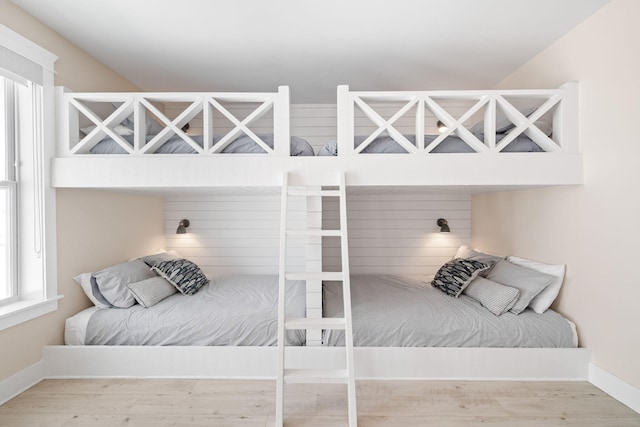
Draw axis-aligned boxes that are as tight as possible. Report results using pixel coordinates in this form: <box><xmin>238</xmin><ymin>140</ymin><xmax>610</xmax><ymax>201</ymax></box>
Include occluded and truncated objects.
<box><xmin>56</xmin><ymin>86</ymin><xmax>291</xmax><ymax>156</ymax></box>
<box><xmin>337</xmin><ymin>83</ymin><xmax>578</xmax><ymax>156</ymax></box>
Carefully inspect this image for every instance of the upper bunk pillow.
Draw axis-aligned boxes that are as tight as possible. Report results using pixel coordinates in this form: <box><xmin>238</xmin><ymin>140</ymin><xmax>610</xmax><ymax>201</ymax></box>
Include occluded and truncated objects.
<box><xmin>431</xmin><ymin>258</ymin><xmax>489</xmax><ymax>297</ymax></box>
<box><xmin>469</xmin><ymin>107</ymin><xmax>537</xmax><ymax>136</ymax></box>
<box><xmin>114</xmin><ymin>102</ymin><xmax>165</xmax><ymax>136</ymax></box>
<box><xmin>93</xmin><ymin>259</ymin><xmax>157</xmax><ymax>308</ymax></box>
<box><xmin>485</xmin><ymin>259</ymin><xmax>555</xmax><ymax>314</ymax></box>
<box><xmin>152</xmin><ymin>258</ymin><xmax>209</xmax><ymax>295</ymax></box>
<box><xmin>80</xmin><ymin>124</ymin><xmax>134</xmax><ymax>136</ymax></box>
<box><xmin>507</xmin><ymin>256</ymin><xmax>565</xmax><ymax>313</ymax></box>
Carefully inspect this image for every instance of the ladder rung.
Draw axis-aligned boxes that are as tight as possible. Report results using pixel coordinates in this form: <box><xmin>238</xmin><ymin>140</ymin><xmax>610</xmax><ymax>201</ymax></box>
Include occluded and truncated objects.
<box><xmin>284</xmin><ymin>369</ymin><xmax>349</xmax><ymax>384</ymax></box>
<box><xmin>285</xmin><ymin>272</ymin><xmax>344</xmax><ymax>281</ymax></box>
<box><xmin>285</xmin><ymin>317</ymin><xmax>346</xmax><ymax>330</ymax></box>
<box><xmin>284</xmin><ymin>271</ymin><xmax>344</xmax><ymax>282</ymax></box>
<box><xmin>287</xmin><ymin>229</ymin><xmax>342</xmax><ymax>237</ymax></box>
<box><xmin>288</xmin><ymin>189</ymin><xmax>340</xmax><ymax>197</ymax></box>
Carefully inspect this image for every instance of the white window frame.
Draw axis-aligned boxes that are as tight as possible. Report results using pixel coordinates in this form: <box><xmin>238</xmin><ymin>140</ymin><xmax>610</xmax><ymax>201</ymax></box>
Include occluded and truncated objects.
<box><xmin>0</xmin><ymin>24</ymin><xmax>59</xmax><ymax>330</ymax></box>
<box><xmin>0</xmin><ymin>79</ymin><xmax>18</xmax><ymax>306</ymax></box>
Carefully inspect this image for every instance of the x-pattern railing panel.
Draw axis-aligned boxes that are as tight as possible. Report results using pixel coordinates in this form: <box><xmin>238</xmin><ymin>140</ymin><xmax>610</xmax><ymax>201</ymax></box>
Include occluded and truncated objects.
<box><xmin>70</xmin><ymin>98</ymin><xmax>134</xmax><ymax>154</ymax></box>
<box><xmin>354</xmin><ymin>96</ymin><xmax>419</xmax><ymax>154</ymax></box>
<box><xmin>341</xmin><ymin>86</ymin><xmax>572</xmax><ymax>156</ymax></box>
<box><xmin>64</xmin><ymin>91</ymin><xmax>281</xmax><ymax>156</ymax></box>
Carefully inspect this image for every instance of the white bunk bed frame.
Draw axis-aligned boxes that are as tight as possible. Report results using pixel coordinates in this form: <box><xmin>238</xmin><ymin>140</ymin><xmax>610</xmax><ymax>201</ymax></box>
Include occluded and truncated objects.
<box><xmin>44</xmin><ymin>83</ymin><xmax>589</xmax><ymax>382</ymax></box>
<box><xmin>52</xmin><ymin>83</ymin><xmax>582</xmax><ymax>189</ymax></box>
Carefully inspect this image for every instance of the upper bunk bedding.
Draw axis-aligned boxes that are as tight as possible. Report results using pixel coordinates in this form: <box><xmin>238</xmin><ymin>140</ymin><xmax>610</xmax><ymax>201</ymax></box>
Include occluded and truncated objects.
<box><xmin>89</xmin><ymin>134</ymin><xmax>315</xmax><ymax>156</ymax></box>
<box><xmin>323</xmin><ymin>275</ymin><xmax>577</xmax><ymax>348</ymax></box>
<box><xmin>317</xmin><ymin>134</ymin><xmax>544</xmax><ymax>156</ymax></box>
<box><xmin>65</xmin><ymin>275</ymin><xmax>306</xmax><ymax>346</ymax></box>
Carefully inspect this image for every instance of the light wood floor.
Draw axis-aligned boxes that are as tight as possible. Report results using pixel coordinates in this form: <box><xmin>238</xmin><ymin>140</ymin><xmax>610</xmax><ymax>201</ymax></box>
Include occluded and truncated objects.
<box><xmin>0</xmin><ymin>379</ymin><xmax>638</xmax><ymax>426</ymax></box>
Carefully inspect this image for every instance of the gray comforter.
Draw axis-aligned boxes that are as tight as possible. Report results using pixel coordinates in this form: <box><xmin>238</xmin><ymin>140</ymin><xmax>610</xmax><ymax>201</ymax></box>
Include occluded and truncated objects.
<box><xmin>85</xmin><ymin>275</ymin><xmax>306</xmax><ymax>346</ymax></box>
<box><xmin>317</xmin><ymin>134</ymin><xmax>543</xmax><ymax>155</ymax></box>
<box><xmin>89</xmin><ymin>134</ymin><xmax>315</xmax><ymax>156</ymax></box>
<box><xmin>323</xmin><ymin>275</ymin><xmax>575</xmax><ymax>348</ymax></box>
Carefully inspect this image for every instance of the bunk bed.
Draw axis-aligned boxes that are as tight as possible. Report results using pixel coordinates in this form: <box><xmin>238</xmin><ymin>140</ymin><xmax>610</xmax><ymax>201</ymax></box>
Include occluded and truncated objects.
<box><xmin>52</xmin><ymin>84</ymin><xmax>582</xmax><ymax>188</ymax></box>
<box><xmin>44</xmin><ymin>83</ymin><xmax>589</xmax><ymax>381</ymax></box>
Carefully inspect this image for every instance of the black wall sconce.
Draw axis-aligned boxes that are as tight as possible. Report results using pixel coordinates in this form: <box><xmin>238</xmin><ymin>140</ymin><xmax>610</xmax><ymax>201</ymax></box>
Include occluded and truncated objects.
<box><xmin>176</xmin><ymin>219</ymin><xmax>190</xmax><ymax>234</ymax></box>
<box><xmin>437</xmin><ymin>218</ymin><xmax>450</xmax><ymax>233</ymax></box>
<box><xmin>437</xmin><ymin>120</ymin><xmax>448</xmax><ymax>133</ymax></box>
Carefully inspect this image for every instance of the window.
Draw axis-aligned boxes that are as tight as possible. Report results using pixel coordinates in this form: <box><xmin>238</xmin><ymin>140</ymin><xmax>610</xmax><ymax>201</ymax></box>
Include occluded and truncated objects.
<box><xmin>0</xmin><ymin>77</ymin><xmax>17</xmax><ymax>305</ymax></box>
<box><xmin>0</xmin><ymin>24</ymin><xmax>58</xmax><ymax>330</ymax></box>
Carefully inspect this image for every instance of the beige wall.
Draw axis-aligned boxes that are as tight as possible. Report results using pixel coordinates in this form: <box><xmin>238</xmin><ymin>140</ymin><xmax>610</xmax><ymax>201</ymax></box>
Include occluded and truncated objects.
<box><xmin>472</xmin><ymin>0</ymin><xmax>640</xmax><ymax>388</ymax></box>
<box><xmin>0</xmin><ymin>1</ymin><xmax>165</xmax><ymax>380</ymax></box>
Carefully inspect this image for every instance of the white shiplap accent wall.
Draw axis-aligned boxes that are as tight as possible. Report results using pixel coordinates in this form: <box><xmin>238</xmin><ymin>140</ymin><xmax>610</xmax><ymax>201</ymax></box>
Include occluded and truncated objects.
<box><xmin>165</xmin><ymin>194</ymin><xmax>307</xmax><ymax>277</ymax></box>
<box><xmin>323</xmin><ymin>193</ymin><xmax>471</xmax><ymax>276</ymax></box>
<box><xmin>165</xmin><ymin>192</ymin><xmax>470</xmax><ymax>278</ymax></box>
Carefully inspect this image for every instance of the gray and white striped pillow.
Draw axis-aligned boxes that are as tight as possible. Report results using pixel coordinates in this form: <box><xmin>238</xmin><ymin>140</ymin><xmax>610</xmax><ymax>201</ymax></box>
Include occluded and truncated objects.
<box><xmin>127</xmin><ymin>276</ymin><xmax>177</xmax><ymax>308</ymax></box>
<box><xmin>463</xmin><ymin>277</ymin><xmax>520</xmax><ymax>316</ymax></box>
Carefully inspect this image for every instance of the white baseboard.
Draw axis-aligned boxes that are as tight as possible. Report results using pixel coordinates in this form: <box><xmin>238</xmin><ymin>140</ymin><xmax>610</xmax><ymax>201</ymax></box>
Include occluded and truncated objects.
<box><xmin>0</xmin><ymin>360</ymin><xmax>44</xmax><ymax>405</ymax></box>
<box><xmin>589</xmin><ymin>363</ymin><xmax>640</xmax><ymax>414</ymax></box>
<box><xmin>42</xmin><ymin>346</ymin><xmax>590</xmax><ymax>381</ymax></box>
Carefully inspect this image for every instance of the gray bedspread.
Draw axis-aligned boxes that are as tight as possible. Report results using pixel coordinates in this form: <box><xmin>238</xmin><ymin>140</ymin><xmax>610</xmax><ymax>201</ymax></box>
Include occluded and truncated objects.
<box><xmin>323</xmin><ymin>275</ymin><xmax>575</xmax><ymax>348</ymax></box>
<box><xmin>89</xmin><ymin>134</ymin><xmax>315</xmax><ymax>156</ymax></box>
<box><xmin>317</xmin><ymin>134</ymin><xmax>543</xmax><ymax>155</ymax></box>
<box><xmin>84</xmin><ymin>275</ymin><xmax>306</xmax><ymax>346</ymax></box>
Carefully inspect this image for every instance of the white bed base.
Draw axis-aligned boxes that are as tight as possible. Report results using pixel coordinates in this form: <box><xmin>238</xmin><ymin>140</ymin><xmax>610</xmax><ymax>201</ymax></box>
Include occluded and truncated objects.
<box><xmin>43</xmin><ymin>345</ymin><xmax>590</xmax><ymax>381</ymax></box>
<box><xmin>51</xmin><ymin>84</ymin><xmax>582</xmax><ymax>190</ymax></box>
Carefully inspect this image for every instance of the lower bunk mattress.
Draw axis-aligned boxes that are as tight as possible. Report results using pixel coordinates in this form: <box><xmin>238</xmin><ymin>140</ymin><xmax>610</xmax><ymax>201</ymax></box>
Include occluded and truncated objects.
<box><xmin>65</xmin><ymin>275</ymin><xmax>306</xmax><ymax>346</ymax></box>
<box><xmin>323</xmin><ymin>275</ymin><xmax>577</xmax><ymax>348</ymax></box>
<box><xmin>66</xmin><ymin>274</ymin><xmax>577</xmax><ymax>349</ymax></box>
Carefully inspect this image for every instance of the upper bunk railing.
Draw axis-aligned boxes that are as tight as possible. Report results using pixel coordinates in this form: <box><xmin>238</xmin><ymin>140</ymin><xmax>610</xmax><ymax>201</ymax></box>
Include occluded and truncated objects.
<box><xmin>336</xmin><ymin>83</ymin><xmax>578</xmax><ymax>156</ymax></box>
<box><xmin>56</xmin><ymin>86</ymin><xmax>291</xmax><ymax>157</ymax></box>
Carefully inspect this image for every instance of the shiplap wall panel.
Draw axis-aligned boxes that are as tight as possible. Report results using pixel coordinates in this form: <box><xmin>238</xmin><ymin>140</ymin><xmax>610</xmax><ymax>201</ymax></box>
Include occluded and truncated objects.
<box><xmin>165</xmin><ymin>192</ymin><xmax>470</xmax><ymax>278</ymax></box>
<box><xmin>323</xmin><ymin>194</ymin><xmax>470</xmax><ymax>275</ymax></box>
<box><xmin>165</xmin><ymin>195</ymin><xmax>308</xmax><ymax>276</ymax></box>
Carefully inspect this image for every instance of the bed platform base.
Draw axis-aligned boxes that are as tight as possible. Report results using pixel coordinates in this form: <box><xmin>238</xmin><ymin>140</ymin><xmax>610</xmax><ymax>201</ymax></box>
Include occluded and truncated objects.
<box><xmin>43</xmin><ymin>346</ymin><xmax>590</xmax><ymax>381</ymax></box>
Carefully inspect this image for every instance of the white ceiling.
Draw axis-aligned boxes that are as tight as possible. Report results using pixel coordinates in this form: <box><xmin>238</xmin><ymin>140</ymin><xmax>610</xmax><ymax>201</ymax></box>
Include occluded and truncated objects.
<box><xmin>13</xmin><ymin>0</ymin><xmax>609</xmax><ymax>103</ymax></box>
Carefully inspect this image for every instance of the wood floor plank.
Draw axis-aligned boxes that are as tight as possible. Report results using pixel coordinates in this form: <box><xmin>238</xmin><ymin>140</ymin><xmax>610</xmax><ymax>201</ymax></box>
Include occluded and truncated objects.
<box><xmin>0</xmin><ymin>379</ymin><xmax>638</xmax><ymax>427</ymax></box>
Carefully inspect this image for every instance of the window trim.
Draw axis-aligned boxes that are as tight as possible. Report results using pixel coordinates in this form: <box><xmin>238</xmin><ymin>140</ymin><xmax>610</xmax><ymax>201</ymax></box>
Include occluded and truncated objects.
<box><xmin>0</xmin><ymin>24</ymin><xmax>59</xmax><ymax>331</ymax></box>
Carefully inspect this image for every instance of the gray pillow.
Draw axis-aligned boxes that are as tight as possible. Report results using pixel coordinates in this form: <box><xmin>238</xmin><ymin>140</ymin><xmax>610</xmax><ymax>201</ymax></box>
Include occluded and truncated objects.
<box><xmin>463</xmin><ymin>277</ymin><xmax>520</xmax><ymax>316</ymax></box>
<box><xmin>431</xmin><ymin>259</ymin><xmax>489</xmax><ymax>297</ymax></box>
<box><xmin>127</xmin><ymin>276</ymin><xmax>177</xmax><ymax>308</ymax></box>
<box><xmin>485</xmin><ymin>259</ymin><xmax>555</xmax><ymax>314</ymax></box>
<box><xmin>92</xmin><ymin>259</ymin><xmax>157</xmax><ymax>308</ymax></box>
<box><xmin>140</xmin><ymin>250</ymin><xmax>181</xmax><ymax>268</ymax></box>
<box><xmin>151</xmin><ymin>258</ymin><xmax>209</xmax><ymax>295</ymax></box>
<box><xmin>454</xmin><ymin>245</ymin><xmax>504</xmax><ymax>275</ymax></box>
<box><xmin>470</xmin><ymin>107</ymin><xmax>537</xmax><ymax>136</ymax></box>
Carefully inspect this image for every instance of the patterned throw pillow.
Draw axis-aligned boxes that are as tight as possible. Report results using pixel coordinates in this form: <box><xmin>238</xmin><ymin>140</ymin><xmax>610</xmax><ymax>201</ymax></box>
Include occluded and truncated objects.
<box><xmin>151</xmin><ymin>258</ymin><xmax>209</xmax><ymax>295</ymax></box>
<box><xmin>431</xmin><ymin>259</ymin><xmax>489</xmax><ymax>297</ymax></box>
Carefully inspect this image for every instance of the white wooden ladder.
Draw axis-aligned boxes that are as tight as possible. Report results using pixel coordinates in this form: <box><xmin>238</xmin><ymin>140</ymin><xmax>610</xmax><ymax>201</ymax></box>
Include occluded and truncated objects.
<box><xmin>276</xmin><ymin>172</ymin><xmax>357</xmax><ymax>426</ymax></box>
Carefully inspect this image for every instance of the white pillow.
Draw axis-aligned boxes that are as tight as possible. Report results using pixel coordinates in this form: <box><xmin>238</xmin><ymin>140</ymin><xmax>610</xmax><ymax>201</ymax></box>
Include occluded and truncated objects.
<box><xmin>80</xmin><ymin>124</ymin><xmax>135</xmax><ymax>136</ymax></box>
<box><xmin>454</xmin><ymin>245</ymin><xmax>504</xmax><ymax>266</ymax></box>
<box><xmin>507</xmin><ymin>256</ymin><xmax>565</xmax><ymax>313</ymax></box>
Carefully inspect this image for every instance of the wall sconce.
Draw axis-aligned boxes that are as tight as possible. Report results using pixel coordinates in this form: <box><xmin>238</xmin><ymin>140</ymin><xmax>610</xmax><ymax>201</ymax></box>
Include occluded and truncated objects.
<box><xmin>437</xmin><ymin>218</ymin><xmax>450</xmax><ymax>233</ymax></box>
<box><xmin>176</xmin><ymin>219</ymin><xmax>190</xmax><ymax>234</ymax></box>
<box><xmin>181</xmin><ymin>123</ymin><xmax>190</xmax><ymax>134</ymax></box>
<box><xmin>437</xmin><ymin>120</ymin><xmax>448</xmax><ymax>133</ymax></box>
